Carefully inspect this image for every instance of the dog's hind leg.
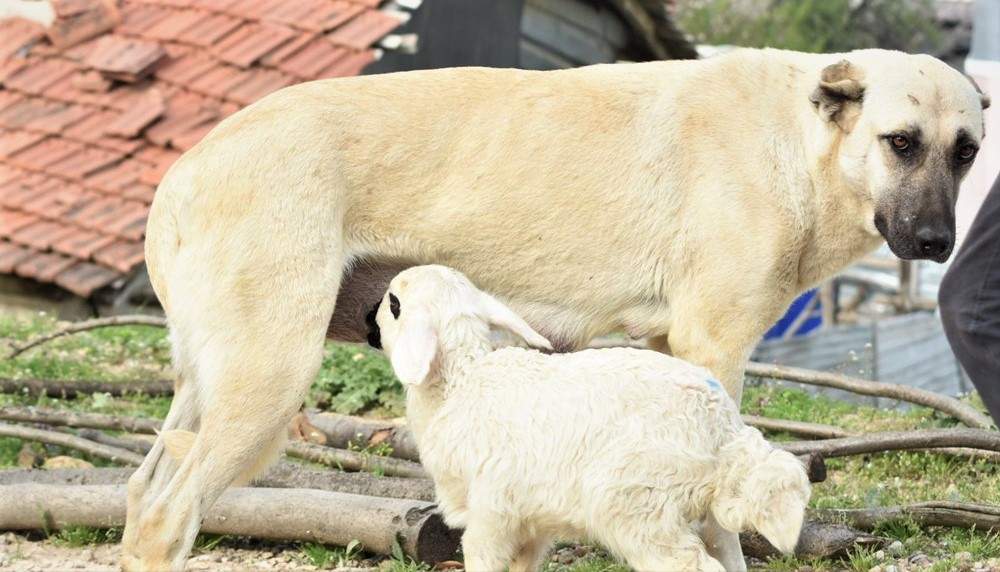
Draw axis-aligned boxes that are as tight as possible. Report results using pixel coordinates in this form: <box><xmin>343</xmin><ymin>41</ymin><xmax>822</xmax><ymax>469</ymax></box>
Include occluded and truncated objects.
<box><xmin>121</xmin><ymin>238</ymin><xmax>344</xmax><ymax>571</ymax></box>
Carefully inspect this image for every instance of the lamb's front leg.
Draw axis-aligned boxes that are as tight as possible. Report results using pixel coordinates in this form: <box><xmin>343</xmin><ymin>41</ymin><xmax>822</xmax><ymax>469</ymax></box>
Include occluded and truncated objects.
<box><xmin>647</xmin><ymin>334</ymin><xmax>749</xmax><ymax>572</ymax></box>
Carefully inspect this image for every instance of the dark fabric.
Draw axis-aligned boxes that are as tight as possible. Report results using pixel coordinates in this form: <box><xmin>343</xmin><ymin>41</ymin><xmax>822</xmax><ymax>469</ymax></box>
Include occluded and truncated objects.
<box><xmin>939</xmin><ymin>173</ymin><xmax>1000</xmax><ymax>424</ymax></box>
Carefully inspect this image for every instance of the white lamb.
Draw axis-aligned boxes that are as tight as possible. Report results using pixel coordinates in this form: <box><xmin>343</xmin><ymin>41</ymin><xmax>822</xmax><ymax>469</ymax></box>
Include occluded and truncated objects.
<box><xmin>374</xmin><ymin>265</ymin><xmax>811</xmax><ymax>572</ymax></box>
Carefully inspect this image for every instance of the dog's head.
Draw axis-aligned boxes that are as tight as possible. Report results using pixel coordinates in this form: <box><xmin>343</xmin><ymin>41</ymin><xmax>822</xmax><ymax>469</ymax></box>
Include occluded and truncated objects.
<box><xmin>810</xmin><ymin>50</ymin><xmax>989</xmax><ymax>262</ymax></box>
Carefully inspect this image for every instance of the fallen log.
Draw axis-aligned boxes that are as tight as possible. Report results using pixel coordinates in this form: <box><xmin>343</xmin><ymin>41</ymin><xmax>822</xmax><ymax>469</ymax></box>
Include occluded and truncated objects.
<box><xmin>815</xmin><ymin>501</ymin><xmax>1000</xmax><ymax>531</ymax></box>
<box><xmin>741</xmin><ymin>520</ymin><xmax>883</xmax><ymax>559</ymax></box>
<box><xmin>77</xmin><ymin>429</ymin><xmax>153</xmax><ymax>455</ymax></box>
<box><xmin>0</xmin><ymin>422</ymin><xmax>144</xmax><ymax>466</ymax></box>
<box><xmin>307</xmin><ymin>412</ymin><xmax>420</xmax><ymax>462</ymax></box>
<box><xmin>6</xmin><ymin>315</ymin><xmax>167</xmax><ymax>359</ymax></box>
<box><xmin>0</xmin><ymin>406</ymin><xmax>161</xmax><ymax>434</ymax></box>
<box><xmin>0</xmin><ymin>464</ymin><xmax>437</xmax><ymax>501</ymax></box>
<box><xmin>0</xmin><ymin>484</ymin><xmax>459</xmax><ymax>562</ymax></box>
<box><xmin>0</xmin><ymin>378</ymin><xmax>174</xmax><ymax>399</ymax></box>
<box><xmin>745</xmin><ymin>362</ymin><xmax>993</xmax><ymax>430</ymax></box>
<box><xmin>781</xmin><ymin>428</ymin><xmax>1000</xmax><ymax>458</ymax></box>
<box><xmin>743</xmin><ymin>415</ymin><xmax>854</xmax><ymax>439</ymax></box>
<box><xmin>286</xmin><ymin>441</ymin><xmax>428</xmax><ymax>479</ymax></box>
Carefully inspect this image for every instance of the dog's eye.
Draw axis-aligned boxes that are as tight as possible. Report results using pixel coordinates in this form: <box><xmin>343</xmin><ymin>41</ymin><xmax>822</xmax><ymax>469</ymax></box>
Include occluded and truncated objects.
<box><xmin>889</xmin><ymin>135</ymin><xmax>910</xmax><ymax>152</ymax></box>
<box><xmin>389</xmin><ymin>293</ymin><xmax>401</xmax><ymax>319</ymax></box>
<box><xmin>957</xmin><ymin>144</ymin><xmax>978</xmax><ymax>163</ymax></box>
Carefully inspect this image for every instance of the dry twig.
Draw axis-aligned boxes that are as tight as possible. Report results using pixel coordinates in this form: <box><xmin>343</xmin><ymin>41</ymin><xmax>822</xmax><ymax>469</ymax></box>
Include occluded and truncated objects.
<box><xmin>0</xmin><ymin>422</ymin><xmax>144</xmax><ymax>466</ymax></box>
<box><xmin>6</xmin><ymin>315</ymin><xmax>166</xmax><ymax>359</ymax></box>
<box><xmin>781</xmin><ymin>428</ymin><xmax>1000</xmax><ymax>458</ymax></box>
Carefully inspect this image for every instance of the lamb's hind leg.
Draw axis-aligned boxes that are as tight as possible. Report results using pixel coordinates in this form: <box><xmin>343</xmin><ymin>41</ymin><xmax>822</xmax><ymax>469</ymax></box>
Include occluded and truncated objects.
<box><xmin>121</xmin><ymin>246</ymin><xmax>343</xmax><ymax>571</ymax></box>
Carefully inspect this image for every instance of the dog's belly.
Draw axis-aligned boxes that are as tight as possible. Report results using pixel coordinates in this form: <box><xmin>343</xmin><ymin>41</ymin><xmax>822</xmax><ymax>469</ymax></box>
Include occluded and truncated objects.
<box><xmin>327</xmin><ymin>257</ymin><xmax>597</xmax><ymax>352</ymax></box>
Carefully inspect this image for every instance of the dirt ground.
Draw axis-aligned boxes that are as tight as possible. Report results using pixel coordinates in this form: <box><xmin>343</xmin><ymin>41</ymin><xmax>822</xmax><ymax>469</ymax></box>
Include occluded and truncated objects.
<box><xmin>0</xmin><ymin>533</ymin><xmax>342</xmax><ymax>572</ymax></box>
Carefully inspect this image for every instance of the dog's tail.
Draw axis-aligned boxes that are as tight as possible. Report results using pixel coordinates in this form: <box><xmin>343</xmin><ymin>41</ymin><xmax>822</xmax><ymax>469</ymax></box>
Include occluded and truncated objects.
<box><xmin>710</xmin><ymin>426</ymin><xmax>811</xmax><ymax>553</ymax></box>
<box><xmin>161</xmin><ymin>429</ymin><xmax>197</xmax><ymax>461</ymax></box>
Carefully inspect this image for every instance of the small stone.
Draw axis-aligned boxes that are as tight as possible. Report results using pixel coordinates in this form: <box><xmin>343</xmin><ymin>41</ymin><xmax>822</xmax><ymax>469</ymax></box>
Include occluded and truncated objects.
<box><xmin>867</xmin><ymin>566</ymin><xmax>882</xmax><ymax>572</ymax></box>
<box><xmin>558</xmin><ymin>552</ymin><xmax>575</xmax><ymax>565</ymax></box>
<box><xmin>80</xmin><ymin>549</ymin><xmax>94</xmax><ymax>562</ymax></box>
<box><xmin>910</xmin><ymin>553</ymin><xmax>932</xmax><ymax>566</ymax></box>
<box><xmin>42</xmin><ymin>456</ymin><xmax>94</xmax><ymax>470</ymax></box>
<box><xmin>958</xmin><ymin>552</ymin><xmax>974</xmax><ymax>562</ymax></box>
<box><xmin>884</xmin><ymin>565</ymin><xmax>898</xmax><ymax>572</ymax></box>
<box><xmin>875</xmin><ymin>550</ymin><xmax>885</xmax><ymax>560</ymax></box>
<box><xmin>887</xmin><ymin>541</ymin><xmax>904</xmax><ymax>556</ymax></box>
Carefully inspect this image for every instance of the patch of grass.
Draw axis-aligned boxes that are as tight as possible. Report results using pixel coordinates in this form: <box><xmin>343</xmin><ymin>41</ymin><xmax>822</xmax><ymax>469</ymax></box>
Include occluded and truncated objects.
<box><xmin>310</xmin><ymin>344</ymin><xmax>404</xmax><ymax>416</ymax></box>
<box><xmin>845</xmin><ymin>546</ymin><xmax>880</xmax><ymax>572</ymax></box>
<box><xmin>545</xmin><ymin>555</ymin><xmax>630</xmax><ymax>572</ymax></box>
<box><xmin>299</xmin><ymin>540</ymin><xmax>362</xmax><ymax>569</ymax></box>
<box><xmin>193</xmin><ymin>533</ymin><xmax>229</xmax><ymax>552</ymax></box>
<box><xmin>51</xmin><ymin>526</ymin><xmax>122</xmax><ymax>547</ymax></box>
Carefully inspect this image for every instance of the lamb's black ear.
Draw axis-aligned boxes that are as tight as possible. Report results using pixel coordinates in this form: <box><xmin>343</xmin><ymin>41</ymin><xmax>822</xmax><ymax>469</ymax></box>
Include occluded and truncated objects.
<box><xmin>966</xmin><ymin>75</ymin><xmax>991</xmax><ymax>110</ymax></box>
<box><xmin>809</xmin><ymin>59</ymin><xmax>865</xmax><ymax>128</ymax></box>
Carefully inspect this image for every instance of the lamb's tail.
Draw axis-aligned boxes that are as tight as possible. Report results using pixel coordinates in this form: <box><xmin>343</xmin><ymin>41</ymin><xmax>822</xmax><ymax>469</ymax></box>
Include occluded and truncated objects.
<box><xmin>710</xmin><ymin>426</ymin><xmax>811</xmax><ymax>553</ymax></box>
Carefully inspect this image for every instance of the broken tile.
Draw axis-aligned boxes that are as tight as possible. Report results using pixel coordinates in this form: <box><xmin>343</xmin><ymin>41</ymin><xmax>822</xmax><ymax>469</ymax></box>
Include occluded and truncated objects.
<box><xmin>86</xmin><ymin>35</ymin><xmax>166</xmax><ymax>82</ymax></box>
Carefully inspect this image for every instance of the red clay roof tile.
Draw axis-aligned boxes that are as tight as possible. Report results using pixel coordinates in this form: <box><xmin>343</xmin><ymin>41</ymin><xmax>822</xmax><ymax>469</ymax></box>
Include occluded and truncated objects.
<box><xmin>0</xmin><ymin>0</ymin><xmax>399</xmax><ymax>296</ymax></box>
<box><xmin>143</xmin><ymin>9</ymin><xmax>206</xmax><ymax>42</ymax></box>
<box><xmin>214</xmin><ymin>22</ymin><xmax>296</xmax><ymax>68</ymax></box>
<box><xmin>93</xmin><ymin>239</ymin><xmax>145</xmax><ymax>273</ymax></box>
<box><xmin>176</xmin><ymin>13</ymin><xmax>244</xmax><ymax>46</ymax></box>
<box><xmin>327</xmin><ymin>9</ymin><xmax>400</xmax><ymax>50</ymax></box>
<box><xmin>117</xmin><ymin>3</ymin><xmax>174</xmax><ymax>36</ymax></box>
<box><xmin>226</xmin><ymin>67</ymin><xmax>293</xmax><ymax>104</ymax></box>
<box><xmin>51</xmin><ymin>227</ymin><xmax>115</xmax><ymax>259</ymax></box>
<box><xmin>0</xmin><ymin>208</ymin><xmax>39</xmax><ymax>236</ymax></box>
<box><xmin>15</xmin><ymin>251</ymin><xmax>78</xmax><ymax>281</ymax></box>
<box><xmin>4</xmin><ymin>58</ymin><xmax>78</xmax><ymax>95</ymax></box>
<box><xmin>48</xmin><ymin>146</ymin><xmax>125</xmax><ymax>181</ymax></box>
<box><xmin>106</xmin><ymin>88</ymin><xmax>166</xmax><ymax>138</ymax></box>
<box><xmin>0</xmin><ymin>131</ymin><xmax>46</xmax><ymax>160</ymax></box>
<box><xmin>9</xmin><ymin>137</ymin><xmax>83</xmax><ymax>172</ymax></box>
<box><xmin>48</xmin><ymin>0</ymin><xmax>121</xmax><ymax>49</ymax></box>
<box><xmin>55</xmin><ymin>261</ymin><xmax>120</xmax><ymax>296</ymax></box>
<box><xmin>0</xmin><ymin>240</ymin><xmax>33</xmax><ymax>273</ymax></box>
<box><xmin>86</xmin><ymin>35</ymin><xmax>166</xmax><ymax>81</ymax></box>
<box><xmin>9</xmin><ymin>220</ymin><xmax>78</xmax><ymax>251</ymax></box>
<box><xmin>317</xmin><ymin>48</ymin><xmax>376</xmax><ymax>79</ymax></box>
<box><xmin>277</xmin><ymin>38</ymin><xmax>347</xmax><ymax>79</ymax></box>
<box><xmin>0</xmin><ymin>18</ymin><xmax>46</xmax><ymax>59</ymax></box>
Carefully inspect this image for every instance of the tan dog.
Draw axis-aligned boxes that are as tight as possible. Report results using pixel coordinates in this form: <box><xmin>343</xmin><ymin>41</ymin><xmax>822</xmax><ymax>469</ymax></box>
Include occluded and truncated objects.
<box><xmin>123</xmin><ymin>48</ymin><xmax>988</xmax><ymax>570</ymax></box>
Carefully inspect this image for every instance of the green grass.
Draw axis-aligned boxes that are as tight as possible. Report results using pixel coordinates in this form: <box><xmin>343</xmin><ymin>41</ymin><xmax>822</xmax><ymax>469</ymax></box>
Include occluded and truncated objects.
<box><xmin>51</xmin><ymin>526</ymin><xmax>122</xmax><ymax>547</ymax></box>
<box><xmin>3</xmin><ymin>314</ymin><xmax>1000</xmax><ymax>569</ymax></box>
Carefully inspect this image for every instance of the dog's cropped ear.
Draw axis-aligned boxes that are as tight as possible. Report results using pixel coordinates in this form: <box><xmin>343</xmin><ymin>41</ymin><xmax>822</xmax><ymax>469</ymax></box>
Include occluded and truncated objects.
<box><xmin>810</xmin><ymin>59</ymin><xmax>865</xmax><ymax>129</ymax></box>
<box><xmin>477</xmin><ymin>291</ymin><xmax>553</xmax><ymax>351</ymax></box>
<box><xmin>389</xmin><ymin>309</ymin><xmax>438</xmax><ymax>386</ymax></box>
<box><xmin>966</xmin><ymin>75</ymin><xmax>991</xmax><ymax>110</ymax></box>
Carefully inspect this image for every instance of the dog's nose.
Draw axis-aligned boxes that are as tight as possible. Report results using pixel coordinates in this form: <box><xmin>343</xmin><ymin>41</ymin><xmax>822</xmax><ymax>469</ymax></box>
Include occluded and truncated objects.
<box><xmin>914</xmin><ymin>226</ymin><xmax>952</xmax><ymax>259</ymax></box>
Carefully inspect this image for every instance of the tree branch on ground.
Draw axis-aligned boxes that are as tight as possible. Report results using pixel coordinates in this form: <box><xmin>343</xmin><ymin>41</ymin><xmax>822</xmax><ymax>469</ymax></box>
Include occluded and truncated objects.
<box><xmin>0</xmin><ymin>464</ymin><xmax>437</xmax><ymax>501</ymax></box>
<box><xmin>745</xmin><ymin>362</ymin><xmax>993</xmax><ymax>430</ymax></box>
<box><xmin>815</xmin><ymin>501</ymin><xmax>1000</xmax><ymax>531</ymax></box>
<box><xmin>0</xmin><ymin>378</ymin><xmax>174</xmax><ymax>399</ymax></box>
<box><xmin>285</xmin><ymin>441</ymin><xmax>428</xmax><ymax>479</ymax></box>
<box><xmin>0</xmin><ymin>422</ymin><xmax>144</xmax><ymax>466</ymax></box>
<box><xmin>0</xmin><ymin>406</ymin><xmax>162</xmax><ymax>434</ymax></box>
<box><xmin>742</xmin><ymin>415</ymin><xmax>854</xmax><ymax>439</ymax></box>
<box><xmin>306</xmin><ymin>412</ymin><xmax>420</xmax><ymax>461</ymax></box>
<box><xmin>781</xmin><ymin>428</ymin><xmax>1000</xmax><ymax>458</ymax></box>
<box><xmin>741</xmin><ymin>520</ymin><xmax>883</xmax><ymax>559</ymax></box>
<box><xmin>0</xmin><ymin>484</ymin><xmax>459</xmax><ymax>562</ymax></box>
<box><xmin>6</xmin><ymin>315</ymin><xmax>167</xmax><ymax>359</ymax></box>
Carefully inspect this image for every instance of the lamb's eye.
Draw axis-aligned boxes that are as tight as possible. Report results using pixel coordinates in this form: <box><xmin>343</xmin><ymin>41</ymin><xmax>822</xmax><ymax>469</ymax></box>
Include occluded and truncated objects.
<box><xmin>389</xmin><ymin>293</ymin><xmax>401</xmax><ymax>319</ymax></box>
<box><xmin>958</xmin><ymin>144</ymin><xmax>978</xmax><ymax>163</ymax></box>
<box><xmin>890</xmin><ymin>135</ymin><xmax>910</xmax><ymax>152</ymax></box>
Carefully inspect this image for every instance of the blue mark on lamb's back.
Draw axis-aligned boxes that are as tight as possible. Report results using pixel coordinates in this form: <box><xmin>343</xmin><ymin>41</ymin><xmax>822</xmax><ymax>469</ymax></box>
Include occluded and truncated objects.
<box><xmin>705</xmin><ymin>378</ymin><xmax>723</xmax><ymax>392</ymax></box>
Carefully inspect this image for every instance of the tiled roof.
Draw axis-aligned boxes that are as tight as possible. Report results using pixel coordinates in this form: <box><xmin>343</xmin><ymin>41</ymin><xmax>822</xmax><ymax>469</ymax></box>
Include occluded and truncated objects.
<box><xmin>0</xmin><ymin>0</ymin><xmax>401</xmax><ymax>297</ymax></box>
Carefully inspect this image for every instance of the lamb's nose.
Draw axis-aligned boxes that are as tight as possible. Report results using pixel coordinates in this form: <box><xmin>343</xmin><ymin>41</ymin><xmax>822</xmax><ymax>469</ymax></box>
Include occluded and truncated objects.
<box><xmin>914</xmin><ymin>226</ymin><xmax>952</xmax><ymax>260</ymax></box>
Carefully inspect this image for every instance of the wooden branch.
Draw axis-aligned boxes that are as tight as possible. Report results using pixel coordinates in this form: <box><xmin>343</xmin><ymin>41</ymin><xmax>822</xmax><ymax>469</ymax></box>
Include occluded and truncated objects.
<box><xmin>815</xmin><ymin>501</ymin><xmax>1000</xmax><ymax>531</ymax></box>
<box><xmin>741</xmin><ymin>520</ymin><xmax>882</xmax><ymax>559</ymax></box>
<box><xmin>0</xmin><ymin>406</ymin><xmax>161</xmax><ymax>434</ymax></box>
<box><xmin>0</xmin><ymin>464</ymin><xmax>437</xmax><ymax>501</ymax></box>
<box><xmin>307</xmin><ymin>412</ymin><xmax>421</xmax><ymax>462</ymax></box>
<box><xmin>743</xmin><ymin>415</ymin><xmax>854</xmax><ymax>439</ymax></box>
<box><xmin>0</xmin><ymin>484</ymin><xmax>460</xmax><ymax>562</ymax></box>
<box><xmin>782</xmin><ymin>428</ymin><xmax>1000</xmax><ymax>458</ymax></box>
<box><xmin>285</xmin><ymin>441</ymin><xmax>428</xmax><ymax>479</ymax></box>
<box><xmin>0</xmin><ymin>378</ymin><xmax>174</xmax><ymax>399</ymax></box>
<box><xmin>6</xmin><ymin>315</ymin><xmax>166</xmax><ymax>359</ymax></box>
<box><xmin>77</xmin><ymin>429</ymin><xmax>153</xmax><ymax>455</ymax></box>
<box><xmin>0</xmin><ymin>422</ymin><xmax>144</xmax><ymax>466</ymax></box>
<box><xmin>744</xmin><ymin>362</ymin><xmax>993</xmax><ymax>430</ymax></box>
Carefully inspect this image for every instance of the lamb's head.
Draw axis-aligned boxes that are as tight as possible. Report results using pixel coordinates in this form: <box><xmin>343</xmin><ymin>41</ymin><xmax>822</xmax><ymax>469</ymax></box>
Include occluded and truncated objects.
<box><xmin>376</xmin><ymin>265</ymin><xmax>552</xmax><ymax>386</ymax></box>
<box><xmin>711</xmin><ymin>427</ymin><xmax>811</xmax><ymax>554</ymax></box>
